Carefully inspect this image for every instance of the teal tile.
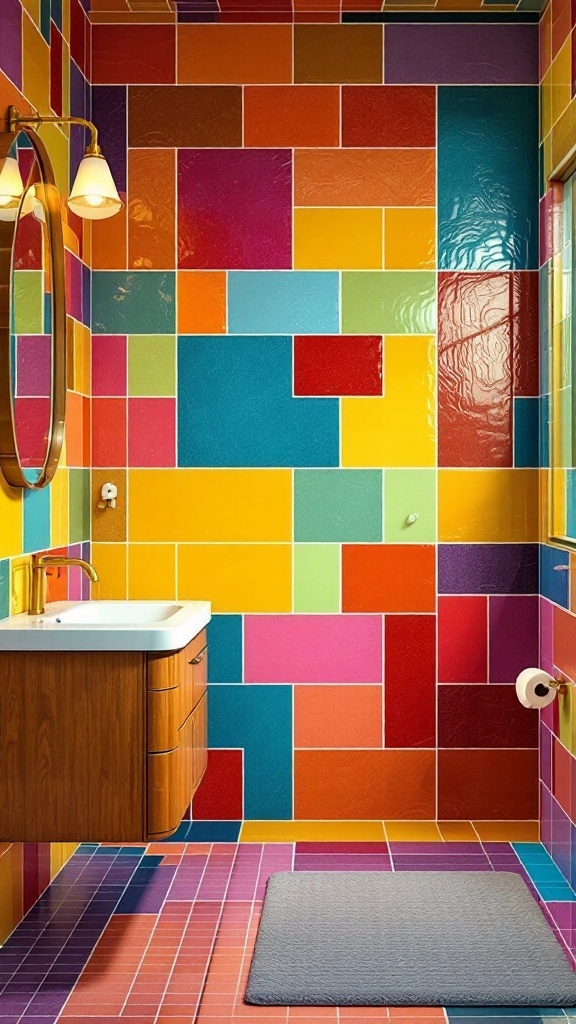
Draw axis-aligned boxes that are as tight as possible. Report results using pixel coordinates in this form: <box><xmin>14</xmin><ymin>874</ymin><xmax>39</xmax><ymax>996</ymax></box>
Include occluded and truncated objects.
<box><xmin>294</xmin><ymin>469</ymin><xmax>382</xmax><ymax>542</ymax></box>
<box><xmin>0</xmin><ymin>560</ymin><xmax>9</xmax><ymax>619</ymax></box>
<box><xmin>207</xmin><ymin>615</ymin><xmax>243</xmax><ymax>684</ymax></box>
<box><xmin>23</xmin><ymin>486</ymin><xmax>50</xmax><ymax>553</ymax></box>
<box><xmin>93</xmin><ymin>272</ymin><xmax>175</xmax><ymax>335</ymax></box>
<box><xmin>342</xmin><ymin>272</ymin><xmax>436</xmax><ymax>334</ymax></box>
<box><xmin>438</xmin><ymin>86</ymin><xmax>538</xmax><ymax>270</ymax></box>
<box><xmin>514</xmin><ymin>397</ymin><xmax>539</xmax><ymax>467</ymax></box>
<box><xmin>13</xmin><ymin>271</ymin><xmax>43</xmax><ymax>334</ymax></box>
<box><xmin>228</xmin><ymin>272</ymin><xmax>339</xmax><ymax>334</ymax></box>
<box><xmin>294</xmin><ymin>544</ymin><xmax>340</xmax><ymax>613</ymax></box>
<box><xmin>385</xmin><ymin>469</ymin><xmax>436</xmax><ymax>543</ymax></box>
<box><xmin>208</xmin><ymin>683</ymin><xmax>292</xmax><ymax>819</ymax></box>
<box><xmin>69</xmin><ymin>468</ymin><xmax>90</xmax><ymax>544</ymax></box>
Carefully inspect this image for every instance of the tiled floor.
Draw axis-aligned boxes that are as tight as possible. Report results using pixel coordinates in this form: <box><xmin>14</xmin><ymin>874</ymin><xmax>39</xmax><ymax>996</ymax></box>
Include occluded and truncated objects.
<box><xmin>0</xmin><ymin>838</ymin><xmax>575</xmax><ymax>1024</ymax></box>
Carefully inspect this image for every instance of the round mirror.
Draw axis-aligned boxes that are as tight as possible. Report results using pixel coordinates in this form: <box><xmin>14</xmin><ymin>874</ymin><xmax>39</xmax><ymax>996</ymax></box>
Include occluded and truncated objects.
<box><xmin>0</xmin><ymin>127</ymin><xmax>66</xmax><ymax>489</ymax></box>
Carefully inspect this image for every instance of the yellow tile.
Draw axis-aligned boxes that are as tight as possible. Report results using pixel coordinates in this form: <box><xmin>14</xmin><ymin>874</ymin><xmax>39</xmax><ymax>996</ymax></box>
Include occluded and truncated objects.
<box><xmin>92</xmin><ymin>471</ymin><xmax>126</xmax><ymax>543</ymax></box>
<box><xmin>558</xmin><ymin>683</ymin><xmax>576</xmax><ymax>754</ymax></box>
<box><xmin>62</xmin><ymin>40</ymin><xmax>70</xmax><ymax>118</ymax></box>
<box><xmin>542</xmin><ymin>65</ymin><xmax>553</xmax><ymax>139</ymax></box>
<box><xmin>62</xmin><ymin>0</ymin><xmax>70</xmax><ymax>45</ymax></box>
<box><xmin>543</xmin><ymin>130</ymin><xmax>553</xmax><ymax>185</ymax></box>
<box><xmin>294</xmin><ymin>208</ymin><xmax>383</xmax><ymax>270</ymax></box>
<box><xmin>129</xmin><ymin>470</ymin><xmax>292</xmax><ymax>542</ymax></box>
<box><xmin>438</xmin><ymin>821</ymin><xmax>479</xmax><ymax>842</ymax></box>
<box><xmin>50</xmin><ymin>468</ymin><xmax>69</xmax><ymax>549</ymax></box>
<box><xmin>178</xmin><ymin>543</ymin><xmax>291</xmax><ymax>612</ymax></box>
<box><xmin>129</xmin><ymin>544</ymin><xmax>176</xmax><ymax>600</ymax></box>
<box><xmin>552</xmin><ymin>96</ymin><xmax>576</xmax><ymax>174</ymax></box>
<box><xmin>22</xmin><ymin>0</ymin><xmax>40</xmax><ymax>23</ymax></box>
<box><xmin>240</xmin><ymin>821</ymin><xmax>386</xmax><ymax>842</ymax></box>
<box><xmin>384</xmin><ymin>208</ymin><xmax>435</xmax><ymax>270</ymax></box>
<box><xmin>472</xmin><ymin>821</ymin><xmax>539</xmax><ymax>842</ymax></box>
<box><xmin>552</xmin><ymin>38</ymin><xmax>572</xmax><ymax>129</ymax></box>
<box><xmin>342</xmin><ymin>336</ymin><xmax>435</xmax><ymax>467</ymax></box>
<box><xmin>438</xmin><ymin>469</ymin><xmax>539</xmax><ymax>542</ymax></box>
<box><xmin>0</xmin><ymin>844</ymin><xmax>22</xmax><ymax>945</ymax></box>
<box><xmin>38</xmin><ymin>124</ymin><xmax>69</xmax><ymax>199</ymax></box>
<box><xmin>10</xmin><ymin>557</ymin><xmax>31</xmax><ymax>615</ymax></box>
<box><xmin>0</xmin><ymin>478</ymin><xmax>22</xmax><ymax>559</ymax></box>
<box><xmin>91</xmin><ymin>544</ymin><xmax>127</xmax><ymax>599</ymax></box>
<box><xmin>22</xmin><ymin>14</ymin><xmax>50</xmax><ymax>113</ymax></box>
<box><xmin>385</xmin><ymin>821</ymin><xmax>443</xmax><ymax>842</ymax></box>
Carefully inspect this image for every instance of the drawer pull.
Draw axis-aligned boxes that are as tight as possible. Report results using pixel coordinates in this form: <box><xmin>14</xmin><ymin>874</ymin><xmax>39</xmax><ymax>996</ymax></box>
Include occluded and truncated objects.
<box><xmin>189</xmin><ymin>645</ymin><xmax>207</xmax><ymax>666</ymax></box>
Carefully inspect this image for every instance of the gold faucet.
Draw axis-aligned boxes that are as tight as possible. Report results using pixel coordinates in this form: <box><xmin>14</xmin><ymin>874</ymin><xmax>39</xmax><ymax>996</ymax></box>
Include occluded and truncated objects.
<box><xmin>29</xmin><ymin>554</ymin><xmax>99</xmax><ymax>615</ymax></box>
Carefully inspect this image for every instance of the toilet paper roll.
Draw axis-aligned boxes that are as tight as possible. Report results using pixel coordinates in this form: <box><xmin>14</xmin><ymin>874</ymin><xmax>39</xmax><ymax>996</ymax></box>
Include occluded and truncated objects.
<box><xmin>515</xmin><ymin>667</ymin><xmax>556</xmax><ymax>709</ymax></box>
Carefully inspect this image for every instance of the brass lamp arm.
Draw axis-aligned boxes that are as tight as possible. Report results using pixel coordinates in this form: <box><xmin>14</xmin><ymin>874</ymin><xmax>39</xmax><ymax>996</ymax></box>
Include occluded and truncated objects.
<box><xmin>8</xmin><ymin>106</ymin><xmax>101</xmax><ymax>156</ymax></box>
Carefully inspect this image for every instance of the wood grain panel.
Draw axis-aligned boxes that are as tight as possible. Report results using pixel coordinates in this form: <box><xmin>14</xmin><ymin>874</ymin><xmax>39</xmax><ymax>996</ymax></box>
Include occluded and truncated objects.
<box><xmin>147</xmin><ymin>629</ymin><xmax>207</xmax><ymax>691</ymax></box>
<box><xmin>0</xmin><ymin>652</ymin><xmax>146</xmax><ymax>842</ymax></box>
<box><xmin>147</xmin><ymin>685</ymin><xmax>181</xmax><ymax>753</ymax></box>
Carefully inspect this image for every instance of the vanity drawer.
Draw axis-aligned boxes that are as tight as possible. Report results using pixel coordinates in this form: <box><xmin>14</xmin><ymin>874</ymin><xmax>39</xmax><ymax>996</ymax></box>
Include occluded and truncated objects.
<box><xmin>146</xmin><ymin>693</ymin><xmax>208</xmax><ymax>839</ymax></box>
<box><xmin>147</xmin><ymin>630</ymin><xmax>207</xmax><ymax>694</ymax></box>
<box><xmin>147</xmin><ymin>685</ymin><xmax>180</xmax><ymax>753</ymax></box>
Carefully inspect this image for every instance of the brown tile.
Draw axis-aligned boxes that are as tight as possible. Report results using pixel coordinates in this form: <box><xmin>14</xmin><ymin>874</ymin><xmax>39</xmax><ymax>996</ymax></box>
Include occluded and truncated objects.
<box><xmin>438</xmin><ymin>748</ymin><xmax>539</xmax><ymax>821</ymax></box>
<box><xmin>92</xmin><ymin>470</ymin><xmax>127</xmax><ymax>543</ymax></box>
<box><xmin>128</xmin><ymin>149</ymin><xmax>175</xmax><ymax>270</ymax></box>
<box><xmin>294</xmin><ymin>24</ymin><xmax>382</xmax><ymax>84</ymax></box>
<box><xmin>472</xmin><ymin>820</ymin><xmax>539</xmax><ymax>842</ymax></box>
<box><xmin>178</xmin><ymin>24</ymin><xmax>293</xmax><ymax>84</ymax></box>
<box><xmin>438</xmin><ymin>684</ymin><xmax>538</xmax><ymax>749</ymax></box>
<box><xmin>128</xmin><ymin>86</ymin><xmax>242</xmax><ymax>148</ymax></box>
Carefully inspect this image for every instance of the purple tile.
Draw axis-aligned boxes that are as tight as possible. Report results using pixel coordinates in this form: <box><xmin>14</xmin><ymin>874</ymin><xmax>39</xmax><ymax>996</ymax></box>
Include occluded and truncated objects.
<box><xmin>388</xmin><ymin>842</ymin><xmax>481</xmax><ymax>855</ymax></box>
<box><xmin>91</xmin><ymin>87</ymin><xmax>127</xmax><ymax>192</ymax></box>
<box><xmin>438</xmin><ymin>544</ymin><xmax>538</xmax><ymax>595</ymax></box>
<box><xmin>65</xmin><ymin>253</ymin><xmax>83</xmax><ymax>323</ymax></box>
<box><xmin>178</xmin><ymin>149</ymin><xmax>292</xmax><ymax>270</ymax></box>
<box><xmin>0</xmin><ymin>0</ymin><xmax>22</xmax><ymax>89</ymax></box>
<box><xmin>82</xmin><ymin>262</ymin><xmax>90</xmax><ymax>330</ymax></box>
<box><xmin>385</xmin><ymin>24</ymin><xmax>538</xmax><ymax>85</ymax></box>
<box><xmin>551</xmin><ymin>795</ymin><xmax>572</xmax><ymax>881</ymax></box>
<box><xmin>540</xmin><ymin>596</ymin><xmax>554</xmax><ymax>675</ymax></box>
<box><xmin>488</xmin><ymin>595</ymin><xmax>539</xmax><ymax>683</ymax></box>
<box><xmin>16</xmin><ymin>337</ymin><xmax>51</xmax><ymax>398</ymax></box>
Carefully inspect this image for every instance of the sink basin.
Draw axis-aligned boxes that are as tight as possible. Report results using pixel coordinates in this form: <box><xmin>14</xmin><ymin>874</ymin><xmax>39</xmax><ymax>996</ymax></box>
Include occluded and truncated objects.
<box><xmin>0</xmin><ymin>600</ymin><xmax>211</xmax><ymax>652</ymax></box>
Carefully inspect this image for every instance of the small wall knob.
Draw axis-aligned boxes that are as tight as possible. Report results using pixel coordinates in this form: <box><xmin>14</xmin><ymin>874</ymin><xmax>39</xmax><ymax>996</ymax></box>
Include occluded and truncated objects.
<box><xmin>406</xmin><ymin>513</ymin><xmax>418</xmax><ymax>526</ymax></box>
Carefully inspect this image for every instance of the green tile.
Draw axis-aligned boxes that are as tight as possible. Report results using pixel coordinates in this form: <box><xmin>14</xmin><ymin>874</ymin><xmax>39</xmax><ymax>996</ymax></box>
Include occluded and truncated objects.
<box><xmin>294</xmin><ymin>469</ymin><xmax>382</xmax><ymax>542</ymax></box>
<box><xmin>384</xmin><ymin>469</ymin><xmax>436</xmax><ymax>543</ymax></box>
<box><xmin>0</xmin><ymin>560</ymin><xmax>9</xmax><ymax>620</ymax></box>
<box><xmin>92</xmin><ymin>271</ymin><xmax>175</xmax><ymax>335</ymax></box>
<box><xmin>294</xmin><ymin>544</ymin><xmax>340</xmax><ymax>613</ymax></box>
<box><xmin>69</xmin><ymin>468</ymin><xmax>90</xmax><ymax>544</ymax></box>
<box><xmin>342</xmin><ymin>271</ymin><xmax>436</xmax><ymax>334</ymax></box>
<box><xmin>128</xmin><ymin>335</ymin><xmax>176</xmax><ymax>396</ymax></box>
<box><xmin>12</xmin><ymin>271</ymin><xmax>43</xmax><ymax>334</ymax></box>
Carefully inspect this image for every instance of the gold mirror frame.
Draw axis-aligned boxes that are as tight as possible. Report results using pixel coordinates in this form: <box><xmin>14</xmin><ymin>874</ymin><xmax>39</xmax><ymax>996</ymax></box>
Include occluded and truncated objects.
<box><xmin>0</xmin><ymin>126</ymin><xmax>66</xmax><ymax>490</ymax></box>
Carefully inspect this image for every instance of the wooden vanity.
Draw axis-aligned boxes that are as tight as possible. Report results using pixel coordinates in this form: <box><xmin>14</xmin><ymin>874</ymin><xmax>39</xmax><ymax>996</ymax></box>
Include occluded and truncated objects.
<box><xmin>0</xmin><ymin>628</ymin><xmax>208</xmax><ymax>842</ymax></box>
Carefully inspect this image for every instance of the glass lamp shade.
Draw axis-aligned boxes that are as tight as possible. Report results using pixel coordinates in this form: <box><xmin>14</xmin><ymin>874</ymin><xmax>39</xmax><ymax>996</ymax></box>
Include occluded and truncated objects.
<box><xmin>0</xmin><ymin>156</ymin><xmax>25</xmax><ymax>222</ymax></box>
<box><xmin>67</xmin><ymin>154</ymin><xmax>122</xmax><ymax>220</ymax></box>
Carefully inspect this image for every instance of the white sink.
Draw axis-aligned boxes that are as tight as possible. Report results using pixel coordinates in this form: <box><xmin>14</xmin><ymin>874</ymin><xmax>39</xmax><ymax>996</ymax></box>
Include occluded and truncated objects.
<box><xmin>0</xmin><ymin>601</ymin><xmax>211</xmax><ymax>652</ymax></box>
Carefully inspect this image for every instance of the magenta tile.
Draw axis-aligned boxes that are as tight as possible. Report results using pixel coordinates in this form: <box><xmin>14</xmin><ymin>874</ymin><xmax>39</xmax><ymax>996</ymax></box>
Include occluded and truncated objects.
<box><xmin>178</xmin><ymin>149</ymin><xmax>292</xmax><ymax>270</ymax></box>
<box><xmin>0</xmin><ymin>0</ymin><xmax>22</xmax><ymax>89</ymax></box>
<box><xmin>295</xmin><ymin>842</ymin><xmax>389</xmax><ymax>854</ymax></box>
<box><xmin>385</xmin><ymin>24</ymin><xmax>538</xmax><ymax>85</ymax></box>
<box><xmin>541</xmin><ymin>596</ymin><xmax>554</xmax><ymax>675</ymax></box>
<box><xmin>92</xmin><ymin>336</ymin><xmax>127</xmax><ymax>397</ymax></box>
<box><xmin>541</xmin><ymin>722</ymin><xmax>554</xmax><ymax>793</ymax></box>
<box><xmin>128</xmin><ymin>398</ymin><xmax>176</xmax><ymax>467</ymax></box>
<box><xmin>13</xmin><ymin>398</ymin><xmax>50</xmax><ymax>469</ymax></box>
<box><xmin>388</xmin><ymin>842</ymin><xmax>481</xmax><ymax>855</ymax></box>
<box><xmin>65</xmin><ymin>251</ymin><xmax>83</xmax><ymax>323</ymax></box>
<box><xmin>488</xmin><ymin>595</ymin><xmax>539</xmax><ymax>682</ymax></box>
<box><xmin>551</xmin><ymin>794</ymin><xmax>572</xmax><ymax>880</ymax></box>
<box><xmin>16</xmin><ymin>337</ymin><xmax>51</xmax><ymax>397</ymax></box>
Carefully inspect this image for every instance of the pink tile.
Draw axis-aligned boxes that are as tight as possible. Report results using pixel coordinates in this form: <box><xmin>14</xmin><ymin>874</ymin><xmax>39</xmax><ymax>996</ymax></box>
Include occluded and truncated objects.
<box><xmin>541</xmin><ymin>596</ymin><xmax>554</xmax><ymax>676</ymax></box>
<box><xmin>244</xmin><ymin>614</ymin><xmax>383</xmax><ymax>684</ymax></box>
<box><xmin>92</xmin><ymin>336</ymin><xmax>127</xmax><ymax>396</ymax></box>
<box><xmin>128</xmin><ymin>398</ymin><xmax>176</xmax><ymax>467</ymax></box>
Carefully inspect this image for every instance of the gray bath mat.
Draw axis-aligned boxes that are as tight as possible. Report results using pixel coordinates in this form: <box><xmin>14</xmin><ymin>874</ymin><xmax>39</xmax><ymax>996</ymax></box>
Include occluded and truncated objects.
<box><xmin>245</xmin><ymin>872</ymin><xmax>576</xmax><ymax>1006</ymax></box>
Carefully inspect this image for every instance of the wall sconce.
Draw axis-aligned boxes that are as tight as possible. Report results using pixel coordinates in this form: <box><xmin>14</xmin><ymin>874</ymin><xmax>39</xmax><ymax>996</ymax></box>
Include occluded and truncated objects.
<box><xmin>0</xmin><ymin>106</ymin><xmax>123</xmax><ymax>221</ymax></box>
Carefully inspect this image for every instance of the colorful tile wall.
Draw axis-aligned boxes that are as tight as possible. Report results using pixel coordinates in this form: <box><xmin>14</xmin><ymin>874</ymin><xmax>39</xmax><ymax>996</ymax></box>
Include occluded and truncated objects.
<box><xmin>0</xmin><ymin>0</ymin><xmax>92</xmax><ymax>940</ymax></box>
<box><xmin>539</xmin><ymin>0</ymin><xmax>576</xmax><ymax>892</ymax></box>
<box><xmin>89</xmin><ymin>18</ymin><xmax>541</xmax><ymax>830</ymax></box>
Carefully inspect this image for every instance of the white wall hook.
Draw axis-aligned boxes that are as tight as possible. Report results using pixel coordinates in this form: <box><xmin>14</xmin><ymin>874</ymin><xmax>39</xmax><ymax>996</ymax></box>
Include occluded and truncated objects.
<box><xmin>406</xmin><ymin>513</ymin><xmax>418</xmax><ymax>526</ymax></box>
<box><xmin>98</xmin><ymin>482</ymin><xmax>118</xmax><ymax>510</ymax></box>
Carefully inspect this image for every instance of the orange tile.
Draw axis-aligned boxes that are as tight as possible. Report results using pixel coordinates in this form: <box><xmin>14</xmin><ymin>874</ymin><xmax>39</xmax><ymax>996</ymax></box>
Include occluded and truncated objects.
<box><xmin>294</xmin><ymin>749</ymin><xmax>436</xmax><ymax>820</ymax></box>
<box><xmin>177</xmin><ymin>271</ymin><xmax>226</xmax><ymax>334</ymax></box>
<box><xmin>244</xmin><ymin>86</ymin><xmax>340</xmax><ymax>147</ymax></box>
<box><xmin>437</xmin><ymin>820</ymin><xmax>478</xmax><ymax>842</ymax></box>
<box><xmin>178</xmin><ymin>24</ymin><xmax>292</xmax><ymax>84</ymax></box>
<box><xmin>65</xmin><ymin>390</ymin><xmax>84</xmax><ymax>468</ymax></box>
<box><xmin>294</xmin><ymin>685</ymin><xmax>382</xmax><ymax>748</ymax></box>
<box><xmin>128</xmin><ymin>150</ymin><xmax>175</xmax><ymax>270</ymax></box>
<box><xmin>342</xmin><ymin>544</ymin><xmax>435</xmax><ymax>613</ymax></box>
<box><xmin>295</xmin><ymin>149</ymin><xmax>435</xmax><ymax>206</ymax></box>
<box><xmin>92</xmin><ymin>196</ymin><xmax>127</xmax><ymax>270</ymax></box>
<box><xmin>554</xmin><ymin>604</ymin><xmax>576</xmax><ymax>681</ymax></box>
<box><xmin>472</xmin><ymin>820</ymin><xmax>540</xmax><ymax>842</ymax></box>
<box><xmin>552</xmin><ymin>0</ymin><xmax>571</xmax><ymax>58</ymax></box>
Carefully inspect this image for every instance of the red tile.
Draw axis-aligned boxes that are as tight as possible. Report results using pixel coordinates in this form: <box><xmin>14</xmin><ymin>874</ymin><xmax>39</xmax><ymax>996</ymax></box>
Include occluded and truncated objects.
<box><xmin>342</xmin><ymin>86</ymin><xmax>435</xmax><ymax>148</ymax></box>
<box><xmin>342</xmin><ymin>544</ymin><xmax>435</xmax><ymax>613</ymax></box>
<box><xmin>438</xmin><ymin>596</ymin><xmax>487</xmax><ymax>683</ymax></box>
<box><xmin>553</xmin><ymin>604</ymin><xmax>576</xmax><ymax>681</ymax></box>
<box><xmin>70</xmin><ymin>0</ymin><xmax>87</xmax><ymax>77</ymax></box>
<box><xmin>244</xmin><ymin>86</ymin><xmax>340</xmax><ymax>147</ymax></box>
<box><xmin>438</xmin><ymin>272</ymin><xmax>512</xmax><ymax>468</ymax></box>
<box><xmin>384</xmin><ymin>615</ymin><xmax>435</xmax><ymax>748</ymax></box>
<box><xmin>438</xmin><ymin>685</ymin><xmax>538</xmax><ymax>749</ymax></box>
<box><xmin>92</xmin><ymin>25</ymin><xmax>176</xmax><ymax>85</ymax></box>
<box><xmin>92</xmin><ymin>398</ymin><xmax>127</xmax><ymax>467</ymax></box>
<box><xmin>50</xmin><ymin>23</ymin><xmax>63</xmax><ymax>117</ymax></box>
<box><xmin>193</xmin><ymin>750</ymin><xmax>243</xmax><ymax>821</ymax></box>
<box><xmin>294</xmin><ymin>335</ymin><xmax>382</xmax><ymax>396</ymax></box>
<box><xmin>128</xmin><ymin>398</ymin><xmax>176</xmax><ymax>468</ymax></box>
<box><xmin>553</xmin><ymin>737</ymin><xmax>572</xmax><ymax>817</ymax></box>
<box><xmin>438</xmin><ymin>748</ymin><xmax>539</xmax><ymax>819</ymax></box>
<box><xmin>13</xmin><ymin>398</ymin><xmax>50</xmax><ymax>468</ymax></box>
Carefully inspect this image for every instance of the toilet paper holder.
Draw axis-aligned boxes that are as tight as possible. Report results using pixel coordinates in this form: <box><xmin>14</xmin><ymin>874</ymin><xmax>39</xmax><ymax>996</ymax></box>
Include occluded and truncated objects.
<box><xmin>538</xmin><ymin>678</ymin><xmax>568</xmax><ymax>697</ymax></box>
